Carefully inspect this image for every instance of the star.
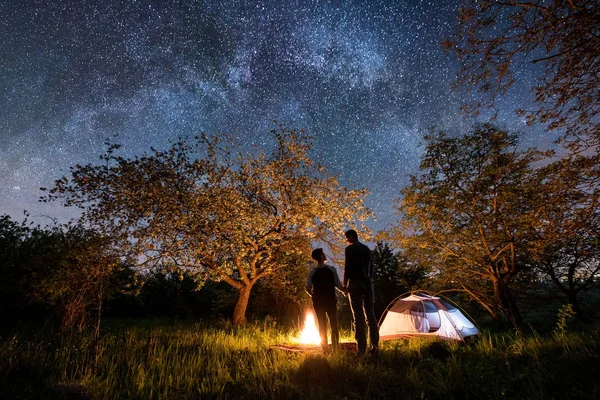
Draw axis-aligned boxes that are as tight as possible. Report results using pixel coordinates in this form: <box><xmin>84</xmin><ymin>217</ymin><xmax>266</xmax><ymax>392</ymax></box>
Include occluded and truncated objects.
<box><xmin>0</xmin><ymin>0</ymin><xmax>551</xmax><ymax>231</ymax></box>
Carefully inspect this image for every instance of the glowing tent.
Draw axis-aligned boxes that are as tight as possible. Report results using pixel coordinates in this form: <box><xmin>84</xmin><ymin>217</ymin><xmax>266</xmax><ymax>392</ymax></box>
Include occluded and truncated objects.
<box><xmin>379</xmin><ymin>293</ymin><xmax>478</xmax><ymax>341</ymax></box>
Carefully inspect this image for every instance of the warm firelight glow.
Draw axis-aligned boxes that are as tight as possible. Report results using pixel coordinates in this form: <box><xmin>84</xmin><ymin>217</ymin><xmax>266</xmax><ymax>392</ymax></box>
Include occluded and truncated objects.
<box><xmin>296</xmin><ymin>310</ymin><xmax>321</xmax><ymax>345</ymax></box>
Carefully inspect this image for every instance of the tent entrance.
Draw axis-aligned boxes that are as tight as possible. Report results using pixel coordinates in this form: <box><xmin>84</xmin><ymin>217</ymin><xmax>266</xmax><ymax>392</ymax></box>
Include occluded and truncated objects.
<box><xmin>423</xmin><ymin>301</ymin><xmax>441</xmax><ymax>332</ymax></box>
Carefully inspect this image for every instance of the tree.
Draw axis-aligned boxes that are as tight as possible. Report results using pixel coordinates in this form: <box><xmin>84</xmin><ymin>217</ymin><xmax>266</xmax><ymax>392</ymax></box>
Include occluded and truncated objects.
<box><xmin>371</xmin><ymin>242</ymin><xmax>401</xmax><ymax>319</ymax></box>
<box><xmin>129</xmin><ymin>266</ymin><xmax>237</xmax><ymax>319</ymax></box>
<box><xmin>529</xmin><ymin>156</ymin><xmax>600</xmax><ymax>319</ymax></box>
<box><xmin>248</xmin><ymin>236</ymin><xmax>313</xmax><ymax>323</ymax></box>
<box><xmin>445</xmin><ymin>1</ymin><xmax>600</xmax><ymax>152</ymax></box>
<box><xmin>44</xmin><ymin>126</ymin><xmax>371</xmax><ymax>325</ymax></box>
<box><xmin>389</xmin><ymin>124</ymin><xmax>548</xmax><ymax>326</ymax></box>
<box><xmin>371</xmin><ymin>241</ymin><xmax>428</xmax><ymax>318</ymax></box>
<box><xmin>0</xmin><ymin>215</ymin><xmax>123</xmax><ymax>341</ymax></box>
<box><xmin>0</xmin><ymin>215</ymin><xmax>35</xmax><ymax>323</ymax></box>
<box><xmin>33</xmin><ymin>227</ymin><xmax>122</xmax><ymax>334</ymax></box>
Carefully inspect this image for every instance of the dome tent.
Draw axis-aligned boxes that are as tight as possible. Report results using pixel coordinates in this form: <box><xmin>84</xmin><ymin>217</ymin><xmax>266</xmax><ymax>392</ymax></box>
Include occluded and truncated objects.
<box><xmin>378</xmin><ymin>292</ymin><xmax>478</xmax><ymax>341</ymax></box>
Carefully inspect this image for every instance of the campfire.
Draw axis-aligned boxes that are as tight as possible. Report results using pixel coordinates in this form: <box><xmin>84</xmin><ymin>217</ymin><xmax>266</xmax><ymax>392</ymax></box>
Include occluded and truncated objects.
<box><xmin>296</xmin><ymin>310</ymin><xmax>320</xmax><ymax>345</ymax></box>
<box><xmin>271</xmin><ymin>310</ymin><xmax>357</xmax><ymax>352</ymax></box>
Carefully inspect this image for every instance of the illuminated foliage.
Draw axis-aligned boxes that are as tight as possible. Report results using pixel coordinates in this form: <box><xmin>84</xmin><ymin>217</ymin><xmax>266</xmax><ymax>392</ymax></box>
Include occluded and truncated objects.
<box><xmin>445</xmin><ymin>1</ymin><xmax>600</xmax><ymax>151</ymax></box>
<box><xmin>389</xmin><ymin>124</ymin><xmax>549</xmax><ymax>326</ymax></box>
<box><xmin>44</xmin><ymin>126</ymin><xmax>371</xmax><ymax>325</ymax></box>
<box><xmin>0</xmin><ymin>216</ymin><xmax>122</xmax><ymax>334</ymax></box>
<box><xmin>29</xmin><ymin>226</ymin><xmax>121</xmax><ymax>334</ymax></box>
<box><xmin>529</xmin><ymin>156</ymin><xmax>600</xmax><ymax>319</ymax></box>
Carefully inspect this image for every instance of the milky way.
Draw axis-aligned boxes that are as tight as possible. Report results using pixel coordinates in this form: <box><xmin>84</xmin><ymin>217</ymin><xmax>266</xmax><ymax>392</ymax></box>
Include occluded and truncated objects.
<box><xmin>0</xmin><ymin>0</ymin><xmax>551</xmax><ymax>230</ymax></box>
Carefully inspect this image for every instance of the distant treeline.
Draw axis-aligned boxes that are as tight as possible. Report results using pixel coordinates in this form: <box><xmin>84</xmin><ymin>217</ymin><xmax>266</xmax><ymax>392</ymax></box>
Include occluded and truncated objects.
<box><xmin>4</xmin><ymin>125</ymin><xmax>600</xmax><ymax>334</ymax></box>
<box><xmin>0</xmin><ymin>214</ymin><xmax>316</xmax><ymax>330</ymax></box>
<box><xmin>0</xmin><ymin>213</ymin><xmax>427</xmax><ymax>332</ymax></box>
<box><xmin>4</xmin><ymin>212</ymin><xmax>598</xmax><ymax>336</ymax></box>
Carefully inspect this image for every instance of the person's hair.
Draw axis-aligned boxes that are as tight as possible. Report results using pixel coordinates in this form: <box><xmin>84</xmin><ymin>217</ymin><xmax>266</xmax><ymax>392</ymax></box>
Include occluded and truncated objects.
<box><xmin>345</xmin><ymin>229</ymin><xmax>358</xmax><ymax>240</ymax></box>
<box><xmin>311</xmin><ymin>248</ymin><xmax>324</xmax><ymax>261</ymax></box>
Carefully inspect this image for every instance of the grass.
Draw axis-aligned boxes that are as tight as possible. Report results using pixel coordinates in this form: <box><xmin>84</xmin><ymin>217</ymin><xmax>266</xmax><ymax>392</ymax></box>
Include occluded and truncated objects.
<box><xmin>1</xmin><ymin>319</ymin><xmax>599</xmax><ymax>399</ymax></box>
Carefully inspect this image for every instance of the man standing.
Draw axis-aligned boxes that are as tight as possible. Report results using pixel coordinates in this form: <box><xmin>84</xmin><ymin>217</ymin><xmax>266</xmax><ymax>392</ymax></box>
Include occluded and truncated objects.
<box><xmin>306</xmin><ymin>248</ymin><xmax>344</xmax><ymax>351</ymax></box>
<box><xmin>342</xmin><ymin>229</ymin><xmax>379</xmax><ymax>355</ymax></box>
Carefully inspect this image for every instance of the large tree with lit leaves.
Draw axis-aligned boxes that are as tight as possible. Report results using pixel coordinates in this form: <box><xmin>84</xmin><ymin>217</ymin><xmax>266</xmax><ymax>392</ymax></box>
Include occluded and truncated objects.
<box><xmin>389</xmin><ymin>124</ymin><xmax>549</xmax><ymax>326</ymax></box>
<box><xmin>44</xmin><ymin>127</ymin><xmax>371</xmax><ymax>325</ymax></box>
<box><xmin>528</xmin><ymin>156</ymin><xmax>600</xmax><ymax>319</ymax></box>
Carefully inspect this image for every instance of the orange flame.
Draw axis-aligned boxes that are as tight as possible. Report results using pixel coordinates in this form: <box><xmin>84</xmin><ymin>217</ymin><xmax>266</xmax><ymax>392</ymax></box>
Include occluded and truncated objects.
<box><xmin>297</xmin><ymin>310</ymin><xmax>321</xmax><ymax>345</ymax></box>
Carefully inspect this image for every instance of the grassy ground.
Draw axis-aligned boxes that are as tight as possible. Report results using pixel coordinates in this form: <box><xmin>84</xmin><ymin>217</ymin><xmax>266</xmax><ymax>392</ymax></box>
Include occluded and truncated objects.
<box><xmin>1</xmin><ymin>319</ymin><xmax>599</xmax><ymax>399</ymax></box>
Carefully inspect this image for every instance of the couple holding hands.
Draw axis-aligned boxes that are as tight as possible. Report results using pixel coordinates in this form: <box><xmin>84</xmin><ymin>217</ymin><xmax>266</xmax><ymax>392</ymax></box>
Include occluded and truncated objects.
<box><xmin>305</xmin><ymin>229</ymin><xmax>379</xmax><ymax>355</ymax></box>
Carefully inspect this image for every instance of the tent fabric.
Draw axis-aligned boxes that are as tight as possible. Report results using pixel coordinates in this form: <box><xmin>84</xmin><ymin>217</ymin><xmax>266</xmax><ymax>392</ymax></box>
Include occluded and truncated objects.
<box><xmin>378</xmin><ymin>293</ymin><xmax>478</xmax><ymax>341</ymax></box>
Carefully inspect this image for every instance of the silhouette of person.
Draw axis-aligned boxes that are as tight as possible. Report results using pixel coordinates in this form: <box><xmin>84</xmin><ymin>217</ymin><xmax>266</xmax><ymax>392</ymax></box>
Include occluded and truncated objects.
<box><xmin>342</xmin><ymin>229</ymin><xmax>379</xmax><ymax>355</ymax></box>
<box><xmin>306</xmin><ymin>248</ymin><xmax>344</xmax><ymax>351</ymax></box>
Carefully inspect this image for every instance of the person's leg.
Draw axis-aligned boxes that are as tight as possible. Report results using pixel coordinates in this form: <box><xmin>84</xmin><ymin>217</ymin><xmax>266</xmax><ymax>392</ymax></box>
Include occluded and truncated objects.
<box><xmin>314</xmin><ymin>304</ymin><xmax>328</xmax><ymax>348</ymax></box>
<box><xmin>363</xmin><ymin>281</ymin><xmax>379</xmax><ymax>351</ymax></box>
<box><xmin>327</xmin><ymin>303</ymin><xmax>339</xmax><ymax>349</ymax></box>
<box><xmin>349</xmin><ymin>288</ymin><xmax>366</xmax><ymax>353</ymax></box>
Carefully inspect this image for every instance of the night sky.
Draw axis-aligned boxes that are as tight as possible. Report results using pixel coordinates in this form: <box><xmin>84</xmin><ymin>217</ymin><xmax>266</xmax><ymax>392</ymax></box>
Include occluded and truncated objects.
<box><xmin>1</xmin><ymin>0</ymin><xmax>553</xmax><ymax>230</ymax></box>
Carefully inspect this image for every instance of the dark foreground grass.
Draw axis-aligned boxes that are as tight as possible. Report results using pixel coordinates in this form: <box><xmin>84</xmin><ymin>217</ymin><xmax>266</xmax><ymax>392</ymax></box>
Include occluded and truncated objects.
<box><xmin>1</xmin><ymin>320</ymin><xmax>599</xmax><ymax>399</ymax></box>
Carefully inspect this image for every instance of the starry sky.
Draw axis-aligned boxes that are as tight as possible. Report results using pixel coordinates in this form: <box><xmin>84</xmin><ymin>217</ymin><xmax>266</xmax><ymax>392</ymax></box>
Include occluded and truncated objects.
<box><xmin>1</xmin><ymin>0</ymin><xmax>553</xmax><ymax>231</ymax></box>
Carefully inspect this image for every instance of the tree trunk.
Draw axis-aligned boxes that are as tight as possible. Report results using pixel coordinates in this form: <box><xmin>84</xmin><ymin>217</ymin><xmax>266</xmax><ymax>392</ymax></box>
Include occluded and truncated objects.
<box><xmin>232</xmin><ymin>284</ymin><xmax>253</xmax><ymax>326</ymax></box>
<box><xmin>566</xmin><ymin>290</ymin><xmax>591</xmax><ymax>322</ymax></box>
<box><xmin>493</xmin><ymin>279</ymin><xmax>522</xmax><ymax>327</ymax></box>
<box><xmin>93</xmin><ymin>276</ymin><xmax>105</xmax><ymax>374</ymax></box>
